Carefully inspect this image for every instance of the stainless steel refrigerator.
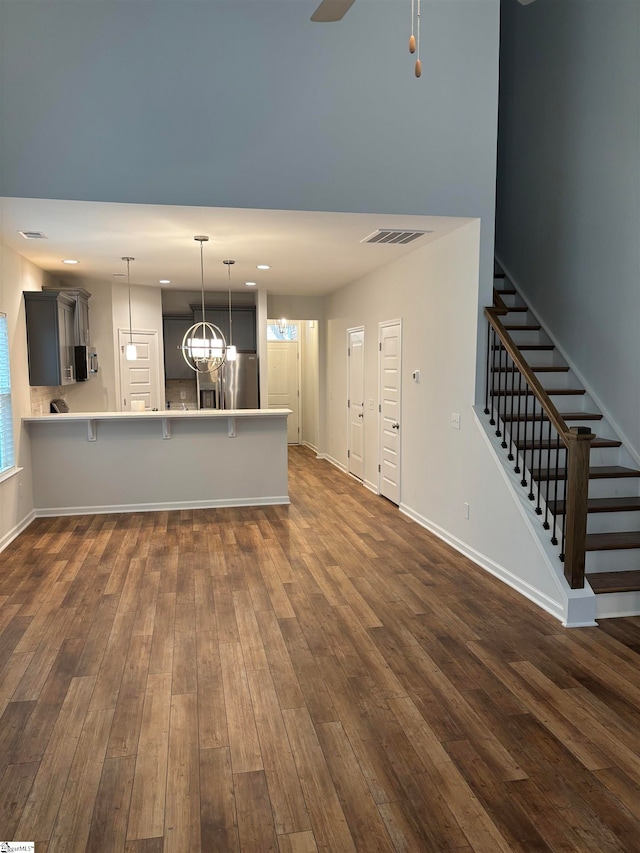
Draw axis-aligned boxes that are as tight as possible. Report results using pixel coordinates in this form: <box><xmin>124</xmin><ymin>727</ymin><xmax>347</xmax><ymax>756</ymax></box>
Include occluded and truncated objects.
<box><xmin>197</xmin><ymin>352</ymin><xmax>259</xmax><ymax>410</ymax></box>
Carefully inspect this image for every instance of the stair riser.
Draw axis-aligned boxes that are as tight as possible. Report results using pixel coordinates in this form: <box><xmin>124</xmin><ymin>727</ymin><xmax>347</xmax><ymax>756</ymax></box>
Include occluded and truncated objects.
<box><xmin>586</xmin><ymin>550</ymin><xmax>640</xmax><ymax>573</ymax></box>
<box><xmin>587</xmin><ymin>512</ymin><xmax>640</xmax><ymax>535</ymax></box>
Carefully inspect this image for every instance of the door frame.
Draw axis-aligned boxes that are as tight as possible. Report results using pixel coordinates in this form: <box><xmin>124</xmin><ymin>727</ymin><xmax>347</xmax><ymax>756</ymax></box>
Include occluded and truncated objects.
<box><xmin>116</xmin><ymin>328</ymin><xmax>162</xmax><ymax>412</ymax></box>
<box><xmin>377</xmin><ymin>318</ymin><xmax>403</xmax><ymax>502</ymax></box>
<box><xmin>266</xmin><ymin>325</ymin><xmax>301</xmax><ymax>444</ymax></box>
<box><xmin>347</xmin><ymin>325</ymin><xmax>365</xmax><ymax>481</ymax></box>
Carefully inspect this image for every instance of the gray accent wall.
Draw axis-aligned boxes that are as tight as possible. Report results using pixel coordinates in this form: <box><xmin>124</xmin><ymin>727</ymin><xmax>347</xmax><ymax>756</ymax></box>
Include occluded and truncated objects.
<box><xmin>0</xmin><ymin>0</ymin><xmax>500</xmax><ymax>305</ymax></box>
<box><xmin>496</xmin><ymin>0</ymin><xmax>640</xmax><ymax>454</ymax></box>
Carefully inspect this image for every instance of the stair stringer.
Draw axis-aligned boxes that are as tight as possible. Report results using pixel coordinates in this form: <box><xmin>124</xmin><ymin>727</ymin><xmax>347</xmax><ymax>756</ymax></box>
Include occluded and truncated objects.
<box><xmin>495</xmin><ymin>255</ymin><xmax>640</xmax><ymax>469</ymax></box>
<box><xmin>473</xmin><ymin>406</ymin><xmax>596</xmax><ymax>628</ymax></box>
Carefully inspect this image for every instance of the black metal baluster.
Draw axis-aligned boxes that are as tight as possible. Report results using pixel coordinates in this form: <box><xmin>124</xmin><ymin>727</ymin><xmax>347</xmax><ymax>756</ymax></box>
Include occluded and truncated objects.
<box><xmin>535</xmin><ymin>401</ymin><xmax>544</xmax><ymax>515</ymax></box>
<box><xmin>507</xmin><ymin>355</ymin><xmax>515</xmax><ymax>460</ymax></box>
<box><xmin>551</xmin><ymin>432</ymin><xmax>561</xmax><ymax>546</ymax></box>
<box><xmin>514</xmin><ymin>370</ymin><xmax>523</xmax><ymax>474</ymax></box>
<box><xmin>495</xmin><ymin>341</ymin><xmax>503</xmax><ymax>438</ymax></box>
<box><xmin>489</xmin><ymin>329</ymin><xmax>497</xmax><ymax>426</ymax></box>
<box><xmin>521</xmin><ymin>385</ymin><xmax>530</xmax><ymax>487</ymax></box>
<box><xmin>484</xmin><ymin>320</ymin><xmax>491</xmax><ymax>416</ymax></box>
<box><xmin>500</xmin><ymin>344</ymin><xmax>508</xmax><ymax>449</ymax></box>
<box><xmin>528</xmin><ymin>394</ymin><xmax>536</xmax><ymax>500</ymax></box>
<box><xmin>543</xmin><ymin>417</ymin><xmax>552</xmax><ymax>530</ymax></box>
<box><xmin>559</xmin><ymin>456</ymin><xmax>568</xmax><ymax>561</ymax></box>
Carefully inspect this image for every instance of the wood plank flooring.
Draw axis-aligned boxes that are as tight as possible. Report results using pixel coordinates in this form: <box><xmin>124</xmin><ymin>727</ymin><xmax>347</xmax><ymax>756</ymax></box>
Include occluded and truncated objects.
<box><xmin>1</xmin><ymin>445</ymin><xmax>640</xmax><ymax>850</ymax></box>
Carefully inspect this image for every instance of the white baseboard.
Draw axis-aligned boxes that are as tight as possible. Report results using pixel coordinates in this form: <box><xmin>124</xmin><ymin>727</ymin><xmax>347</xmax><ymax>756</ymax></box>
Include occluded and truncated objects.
<box><xmin>364</xmin><ymin>479</ymin><xmax>379</xmax><ymax>495</ymax></box>
<box><xmin>594</xmin><ymin>590</ymin><xmax>640</xmax><ymax>620</ymax></box>
<box><xmin>33</xmin><ymin>495</ymin><xmax>290</xmax><ymax>518</ymax></box>
<box><xmin>302</xmin><ymin>441</ymin><xmax>319</xmax><ymax>454</ymax></box>
<box><xmin>0</xmin><ymin>510</ymin><xmax>36</xmax><ymax>555</ymax></box>
<box><xmin>399</xmin><ymin>501</ymin><xmax>568</xmax><ymax>625</ymax></box>
<box><xmin>317</xmin><ymin>453</ymin><xmax>347</xmax><ymax>474</ymax></box>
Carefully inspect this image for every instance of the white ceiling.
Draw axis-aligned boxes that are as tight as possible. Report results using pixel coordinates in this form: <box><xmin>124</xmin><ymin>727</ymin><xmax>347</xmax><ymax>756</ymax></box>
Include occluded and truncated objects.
<box><xmin>0</xmin><ymin>197</ymin><xmax>471</xmax><ymax>296</ymax></box>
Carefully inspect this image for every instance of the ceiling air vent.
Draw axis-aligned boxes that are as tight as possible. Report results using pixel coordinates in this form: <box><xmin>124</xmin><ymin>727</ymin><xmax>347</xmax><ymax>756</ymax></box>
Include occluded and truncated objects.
<box><xmin>18</xmin><ymin>230</ymin><xmax>48</xmax><ymax>240</ymax></box>
<box><xmin>361</xmin><ymin>229</ymin><xmax>431</xmax><ymax>246</ymax></box>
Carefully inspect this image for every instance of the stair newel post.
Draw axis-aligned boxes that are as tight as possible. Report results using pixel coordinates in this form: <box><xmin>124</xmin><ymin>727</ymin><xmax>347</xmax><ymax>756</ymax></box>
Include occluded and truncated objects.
<box><xmin>563</xmin><ymin>427</ymin><xmax>594</xmax><ymax>589</ymax></box>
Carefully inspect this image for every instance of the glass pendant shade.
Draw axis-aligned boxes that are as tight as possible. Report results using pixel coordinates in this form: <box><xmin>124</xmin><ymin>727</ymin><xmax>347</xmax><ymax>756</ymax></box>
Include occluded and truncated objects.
<box><xmin>181</xmin><ymin>236</ymin><xmax>227</xmax><ymax>373</ymax></box>
<box><xmin>123</xmin><ymin>256</ymin><xmax>137</xmax><ymax>361</ymax></box>
<box><xmin>276</xmin><ymin>318</ymin><xmax>288</xmax><ymax>335</ymax></box>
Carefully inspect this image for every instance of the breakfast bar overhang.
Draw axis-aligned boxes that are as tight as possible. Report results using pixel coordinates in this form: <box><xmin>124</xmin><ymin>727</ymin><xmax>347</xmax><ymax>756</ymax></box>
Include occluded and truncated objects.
<box><xmin>24</xmin><ymin>409</ymin><xmax>291</xmax><ymax>515</ymax></box>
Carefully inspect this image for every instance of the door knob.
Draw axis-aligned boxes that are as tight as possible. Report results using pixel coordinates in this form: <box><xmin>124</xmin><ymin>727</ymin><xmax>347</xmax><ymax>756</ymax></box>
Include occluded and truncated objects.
<box><xmin>358</xmin><ymin>412</ymin><xmax>364</xmax><ymax>418</ymax></box>
<box><xmin>392</xmin><ymin>422</ymin><xmax>400</xmax><ymax>430</ymax></box>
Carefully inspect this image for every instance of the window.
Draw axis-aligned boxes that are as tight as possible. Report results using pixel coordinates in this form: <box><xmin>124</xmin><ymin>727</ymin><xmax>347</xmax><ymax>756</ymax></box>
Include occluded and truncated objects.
<box><xmin>267</xmin><ymin>322</ymin><xmax>298</xmax><ymax>342</ymax></box>
<box><xmin>0</xmin><ymin>313</ymin><xmax>15</xmax><ymax>475</ymax></box>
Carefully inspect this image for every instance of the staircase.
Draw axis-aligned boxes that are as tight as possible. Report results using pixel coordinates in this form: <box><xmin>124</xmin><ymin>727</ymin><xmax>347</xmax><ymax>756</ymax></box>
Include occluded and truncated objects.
<box><xmin>486</xmin><ymin>272</ymin><xmax>640</xmax><ymax>614</ymax></box>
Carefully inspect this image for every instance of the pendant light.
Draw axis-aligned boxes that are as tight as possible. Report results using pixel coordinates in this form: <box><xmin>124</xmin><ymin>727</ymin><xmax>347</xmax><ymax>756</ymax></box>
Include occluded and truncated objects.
<box><xmin>223</xmin><ymin>259</ymin><xmax>237</xmax><ymax>362</ymax></box>
<box><xmin>276</xmin><ymin>318</ymin><xmax>289</xmax><ymax>336</ymax></box>
<box><xmin>412</xmin><ymin>0</ymin><xmax>422</xmax><ymax>77</ymax></box>
<box><xmin>180</xmin><ymin>236</ymin><xmax>227</xmax><ymax>373</ymax></box>
<box><xmin>122</xmin><ymin>256</ymin><xmax>137</xmax><ymax>361</ymax></box>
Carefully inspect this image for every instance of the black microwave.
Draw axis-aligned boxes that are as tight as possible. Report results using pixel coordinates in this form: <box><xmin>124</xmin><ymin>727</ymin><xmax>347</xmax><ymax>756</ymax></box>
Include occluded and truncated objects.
<box><xmin>75</xmin><ymin>345</ymin><xmax>98</xmax><ymax>381</ymax></box>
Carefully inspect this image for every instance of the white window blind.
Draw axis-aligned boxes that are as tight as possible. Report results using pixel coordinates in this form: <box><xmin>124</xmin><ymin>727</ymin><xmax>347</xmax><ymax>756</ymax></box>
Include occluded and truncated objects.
<box><xmin>0</xmin><ymin>313</ymin><xmax>15</xmax><ymax>475</ymax></box>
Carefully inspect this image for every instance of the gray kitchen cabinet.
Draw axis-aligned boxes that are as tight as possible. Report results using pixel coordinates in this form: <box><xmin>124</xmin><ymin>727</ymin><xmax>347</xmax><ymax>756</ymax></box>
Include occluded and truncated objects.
<box><xmin>163</xmin><ymin>315</ymin><xmax>195</xmax><ymax>380</ymax></box>
<box><xmin>24</xmin><ymin>290</ymin><xmax>77</xmax><ymax>385</ymax></box>
<box><xmin>192</xmin><ymin>306</ymin><xmax>257</xmax><ymax>352</ymax></box>
<box><xmin>43</xmin><ymin>286</ymin><xmax>91</xmax><ymax>345</ymax></box>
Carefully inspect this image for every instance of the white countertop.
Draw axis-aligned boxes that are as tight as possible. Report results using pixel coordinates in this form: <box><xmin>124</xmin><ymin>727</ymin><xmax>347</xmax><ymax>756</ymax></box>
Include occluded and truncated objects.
<box><xmin>24</xmin><ymin>408</ymin><xmax>291</xmax><ymax>423</ymax></box>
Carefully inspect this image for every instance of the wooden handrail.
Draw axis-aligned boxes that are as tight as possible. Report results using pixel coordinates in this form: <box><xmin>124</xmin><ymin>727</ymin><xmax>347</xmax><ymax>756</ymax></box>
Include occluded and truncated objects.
<box><xmin>485</xmin><ymin>305</ymin><xmax>594</xmax><ymax>589</ymax></box>
<box><xmin>485</xmin><ymin>307</ymin><xmax>572</xmax><ymax>444</ymax></box>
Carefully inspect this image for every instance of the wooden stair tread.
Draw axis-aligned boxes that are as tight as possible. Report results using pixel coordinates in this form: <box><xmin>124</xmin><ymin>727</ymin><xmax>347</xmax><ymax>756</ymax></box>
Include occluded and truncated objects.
<box><xmin>492</xmin><ymin>344</ymin><xmax>555</xmax><ymax>351</ymax></box>
<box><xmin>502</xmin><ymin>411</ymin><xmax>603</xmax><ymax>422</ymax></box>
<box><xmin>548</xmin><ymin>496</ymin><xmax>640</xmax><ymax>514</ymax></box>
<box><xmin>493</xmin><ymin>388</ymin><xmax>586</xmax><ymax>396</ymax></box>
<box><xmin>515</xmin><ymin>437</ymin><xmax>621</xmax><ymax>451</ymax></box>
<box><xmin>588</xmin><ymin>570</ymin><xmax>640</xmax><ymax>594</ymax></box>
<box><xmin>503</xmin><ymin>324</ymin><xmax>542</xmax><ymax>331</ymax></box>
<box><xmin>494</xmin><ymin>365</ymin><xmax>570</xmax><ymax>373</ymax></box>
<box><xmin>504</xmin><ymin>305</ymin><xmax>529</xmax><ymax>313</ymax></box>
<box><xmin>532</xmin><ymin>465</ymin><xmax>640</xmax><ymax>481</ymax></box>
<box><xmin>585</xmin><ymin>531</ymin><xmax>640</xmax><ymax>551</ymax></box>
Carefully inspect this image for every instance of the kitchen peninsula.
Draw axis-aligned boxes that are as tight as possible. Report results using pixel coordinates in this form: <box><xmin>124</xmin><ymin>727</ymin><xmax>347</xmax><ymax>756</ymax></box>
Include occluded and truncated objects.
<box><xmin>24</xmin><ymin>408</ymin><xmax>290</xmax><ymax>515</ymax></box>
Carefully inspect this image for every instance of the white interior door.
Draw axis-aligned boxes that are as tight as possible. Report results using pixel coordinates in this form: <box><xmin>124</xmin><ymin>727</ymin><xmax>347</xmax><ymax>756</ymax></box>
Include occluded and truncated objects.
<box><xmin>348</xmin><ymin>327</ymin><xmax>365</xmax><ymax>480</ymax></box>
<box><xmin>118</xmin><ymin>329</ymin><xmax>161</xmax><ymax>411</ymax></box>
<box><xmin>378</xmin><ymin>320</ymin><xmax>402</xmax><ymax>504</ymax></box>
<box><xmin>267</xmin><ymin>340</ymin><xmax>300</xmax><ymax>443</ymax></box>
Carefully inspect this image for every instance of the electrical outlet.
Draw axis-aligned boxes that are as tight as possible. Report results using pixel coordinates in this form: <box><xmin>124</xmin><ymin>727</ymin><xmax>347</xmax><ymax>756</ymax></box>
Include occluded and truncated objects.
<box><xmin>464</xmin><ymin>502</ymin><xmax>470</xmax><ymax>520</ymax></box>
<box><xmin>180</xmin><ymin>390</ymin><xmax>187</xmax><ymax>400</ymax></box>
<box><xmin>451</xmin><ymin>412</ymin><xmax>461</xmax><ymax>430</ymax></box>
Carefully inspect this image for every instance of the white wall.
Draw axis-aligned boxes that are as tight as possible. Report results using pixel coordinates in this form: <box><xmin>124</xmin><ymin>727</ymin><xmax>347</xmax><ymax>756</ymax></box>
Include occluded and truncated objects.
<box><xmin>65</xmin><ymin>278</ymin><xmax>115</xmax><ymax>412</ymax></box>
<box><xmin>323</xmin><ymin>222</ymin><xmax>565</xmax><ymax>614</ymax></box>
<box><xmin>301</xmin><ymin>321</ymin><xmax>319</xmax><ymax>450</ymax></box>
<box><xmin>496</xmin><ymin>0</ymin><xmax>640</xmax><ymax>456</ymax></box>
<box><xmin>0</xmin><ymin>243</ymin><xmax>62</xmax><ymax>548</ymax></box>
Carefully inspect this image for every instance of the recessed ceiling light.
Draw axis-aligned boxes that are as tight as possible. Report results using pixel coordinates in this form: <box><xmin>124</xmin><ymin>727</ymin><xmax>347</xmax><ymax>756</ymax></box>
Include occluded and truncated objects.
<box><xmin>256</xmin><ymin>264</ymin><xmax>270</xmax><ymax>270</ymax></box>
<box><xmin>159</xmin><ymin>279</ymin><xmax>171</xmax><ymax>284</ymax></box>
<box><xmin>245</xmin><ymin>281</ymin><xmax>257</xmax><ymax>287</ymax></box>
<box><xmin>62</xmin><ymin>259</ymin><xmax>79</xmax><ymax>264</ymax></box>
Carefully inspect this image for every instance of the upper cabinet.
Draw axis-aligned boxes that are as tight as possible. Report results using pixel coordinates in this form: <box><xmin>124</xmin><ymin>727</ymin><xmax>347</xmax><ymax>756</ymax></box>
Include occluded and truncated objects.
<box><xmin>24</xmin><ymin>287</ymin><xmax>92</xmax><ymax>386</ymax></box>
<box><xmin>164</xmin><ymin>306</ymin><xmax>257</xmax><ymax>381</ymax></box>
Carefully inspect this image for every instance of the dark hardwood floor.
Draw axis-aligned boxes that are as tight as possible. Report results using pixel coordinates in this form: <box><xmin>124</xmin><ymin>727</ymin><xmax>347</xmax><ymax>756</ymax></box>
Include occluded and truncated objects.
<box><xmin>2</xmin><ymin>445</ymin><xmax>640</xmax><ymax>851</ymax></box>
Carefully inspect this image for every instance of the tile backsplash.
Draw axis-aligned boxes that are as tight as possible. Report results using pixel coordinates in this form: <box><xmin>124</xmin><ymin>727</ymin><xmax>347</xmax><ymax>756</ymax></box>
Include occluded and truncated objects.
<box><xmin>30</xmin><ymin>385</ymin><xmax>68</xmax><ymax>415</ymax></box>
<box><xmin>165</xmin><ymin>379</ymin><xmax>198</xmax><ymax>410</ymax></box>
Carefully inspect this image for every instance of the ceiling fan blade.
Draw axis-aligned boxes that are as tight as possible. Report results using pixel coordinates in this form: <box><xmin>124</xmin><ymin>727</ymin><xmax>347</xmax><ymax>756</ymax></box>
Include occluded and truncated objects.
<box><xmin>311</xmin><ymin>0</ymin><xmax>357</xmax><ymax>23</ymax></box>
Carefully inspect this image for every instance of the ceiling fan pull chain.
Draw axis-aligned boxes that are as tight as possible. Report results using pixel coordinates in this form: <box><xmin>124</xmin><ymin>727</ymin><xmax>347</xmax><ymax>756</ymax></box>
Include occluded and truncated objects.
<box><xmin>409</xmin><ymin>0</ymin><xmax>416</xmax><ymax>53</ymax></box>
<box><xmin>415</xmin><ymin>0</ymin><xmax>422</xmax><ymax>77</ymax></box>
